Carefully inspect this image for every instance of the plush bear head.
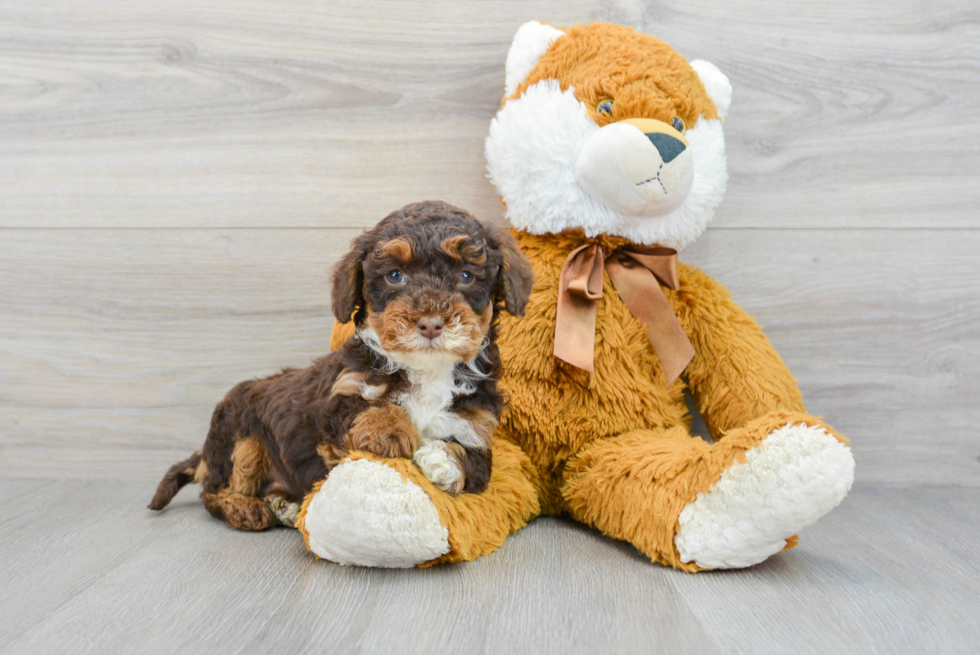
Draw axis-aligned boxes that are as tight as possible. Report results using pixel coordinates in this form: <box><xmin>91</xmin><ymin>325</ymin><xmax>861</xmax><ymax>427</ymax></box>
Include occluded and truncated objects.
<box><xmin>485</xmin><ymin>21</ymin><xmax>732</xmax><ymax>250</ymax></box>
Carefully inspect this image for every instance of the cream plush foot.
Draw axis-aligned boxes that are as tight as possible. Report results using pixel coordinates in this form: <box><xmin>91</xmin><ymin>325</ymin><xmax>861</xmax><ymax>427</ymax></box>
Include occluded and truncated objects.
<box><xmin>674</xmin><ymin>423</ymin><xmax>855</xmax><ymax>569</ymax></box>
<box><xmin>302</xmin><ymin>458</ymin><xmax>450</xmax><ymax>568</ymax></box>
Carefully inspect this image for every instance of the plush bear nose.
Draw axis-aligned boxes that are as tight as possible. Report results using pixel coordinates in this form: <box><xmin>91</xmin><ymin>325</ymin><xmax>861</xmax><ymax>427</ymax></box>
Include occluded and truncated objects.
<box><xmin>645</xmin><ymin>132</ymin><xmax>686</xmax><ymax>163</ymax></box>
<box><xmin>417</xmin><ymin>317</ymin><xmax>444</xmax><ymax>340</ymax></box>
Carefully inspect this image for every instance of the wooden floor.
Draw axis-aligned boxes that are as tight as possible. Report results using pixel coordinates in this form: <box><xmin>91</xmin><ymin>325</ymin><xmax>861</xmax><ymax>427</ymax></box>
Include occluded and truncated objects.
<box><xmin>1</xmin><ymin>481</ymin><xmax>977</xmax><ymax>654</ymax></box>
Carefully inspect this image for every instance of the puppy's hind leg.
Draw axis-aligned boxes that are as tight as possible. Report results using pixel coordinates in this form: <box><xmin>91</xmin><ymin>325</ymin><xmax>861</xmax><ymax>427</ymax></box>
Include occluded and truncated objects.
<box><xmin>203</xmin><ymin>435</ymin><xmax>277</xmax><ymax>531</ymax></box>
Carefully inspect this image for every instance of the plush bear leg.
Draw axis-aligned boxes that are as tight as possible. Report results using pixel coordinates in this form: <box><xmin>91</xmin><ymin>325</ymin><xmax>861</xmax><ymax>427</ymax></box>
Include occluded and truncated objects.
<box><xmin>296</xmin><ymin>439</ymin><xmax>542</xmax><ymax>568</ymax></box>
<box><xmin>561</xmin><ymin>411</ymin><xmax>854</xmax><ymax>571</ymax></box>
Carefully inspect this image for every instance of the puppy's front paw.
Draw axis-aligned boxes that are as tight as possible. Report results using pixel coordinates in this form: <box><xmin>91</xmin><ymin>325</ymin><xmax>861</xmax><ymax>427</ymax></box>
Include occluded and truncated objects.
<box><xmin>412</xmin><ymin>440</ymin><xmax>464</xmax><ymax>496</ymax></box>
<box><xmin>346</xmin><ymin>405</ymin><xmax>422</xmax><ymax>459</ymax></box>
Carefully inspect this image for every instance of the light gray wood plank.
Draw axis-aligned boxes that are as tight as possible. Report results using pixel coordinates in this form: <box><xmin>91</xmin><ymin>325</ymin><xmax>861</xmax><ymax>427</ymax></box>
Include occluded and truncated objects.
<box><xmin>0</xmin><ymin>480</ymin><xmax>179</xmax><ymax>645</ymax></box>
<box><xmin>0</xmin><ymin>478</ymin><xmax>49</xmax><ymax>500</ymax></box>
<box><xmin>2</xmin><ymin>228</ymin><xmax>978</xmax><ymax>485</ymax></box>
<box><xmin>1</xmin><ymin>483</ymin><xmax>978</xmax><ymax>654</ymax></box>
<box><xmin>0</xmin><ymin>0</ymin><xmax>976</xmax><ymax>229</ymax></box>
<box><xmin>0</xmin><ymin>228</ymin><xmax>356</xmax><ymax>481</ymax></box>
<box><xmin>476</xmin><ymin>520</ymin><xmax>719</xmax><ymax>654</ymax></box>
<box><xmin>669</xmin><ymin>486</ymin><xmax>980</xmax><ymax>654</ymax></box>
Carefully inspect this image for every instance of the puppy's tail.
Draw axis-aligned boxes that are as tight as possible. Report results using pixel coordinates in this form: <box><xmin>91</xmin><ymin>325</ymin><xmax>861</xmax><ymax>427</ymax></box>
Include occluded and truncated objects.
<box><xmin>148</xmin><ymin>450</ymin><xmax>203</xmax><ymax>511</ymax></box>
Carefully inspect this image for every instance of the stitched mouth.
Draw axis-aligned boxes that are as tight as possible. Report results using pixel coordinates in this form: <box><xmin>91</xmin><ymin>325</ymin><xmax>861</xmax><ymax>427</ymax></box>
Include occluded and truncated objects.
<box><xmin>635</xmin><ymin>163</ymin><xmax>667</xmax><ymax>193</ymax></box>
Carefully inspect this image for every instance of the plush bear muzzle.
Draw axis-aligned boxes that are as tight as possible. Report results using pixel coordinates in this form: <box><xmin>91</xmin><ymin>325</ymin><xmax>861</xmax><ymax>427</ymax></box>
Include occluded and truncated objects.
<box><xmin>575</xmin><ymin>117</ymin><xmax>694</xmax><ymax>217</ymax></box>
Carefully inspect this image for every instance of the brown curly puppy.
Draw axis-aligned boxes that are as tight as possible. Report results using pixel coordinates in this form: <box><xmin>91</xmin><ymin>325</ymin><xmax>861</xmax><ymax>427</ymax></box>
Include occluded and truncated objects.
<box><xmin>148</xmin><ymin>201</ymin><xmax>533</xmax><ymax>530</ymax></box>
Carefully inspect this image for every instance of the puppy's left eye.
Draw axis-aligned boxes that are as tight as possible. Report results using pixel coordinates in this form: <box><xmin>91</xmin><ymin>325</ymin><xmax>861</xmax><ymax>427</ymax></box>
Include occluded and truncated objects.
<box><xmin>671</xmin><ymin>117</ymin><xmax>686</xmax><ymax>133</ymax></box>
<box><xmin>386</xmin><ymin>270</ymin><xmax>405</xmax><ymax>284</ymax></box>
<box><xmin>459</xmin><ymin>271</ymin><xmax>474</xmax><ymax>284</ymax></box>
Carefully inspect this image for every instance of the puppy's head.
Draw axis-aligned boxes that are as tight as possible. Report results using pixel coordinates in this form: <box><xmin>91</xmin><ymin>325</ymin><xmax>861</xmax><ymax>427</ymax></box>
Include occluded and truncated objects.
<box><xmin>332</xmin><ymin>201</ymin><xmax>533</xmax><ymax>366</ymax></box>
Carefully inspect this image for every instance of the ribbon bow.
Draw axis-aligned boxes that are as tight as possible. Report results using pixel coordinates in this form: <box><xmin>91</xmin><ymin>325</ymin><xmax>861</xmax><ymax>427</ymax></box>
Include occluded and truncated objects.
<box><xmin>553</xmin><ymin>242</ymin><xmax>695</xmax><ymax>384</ymax></box>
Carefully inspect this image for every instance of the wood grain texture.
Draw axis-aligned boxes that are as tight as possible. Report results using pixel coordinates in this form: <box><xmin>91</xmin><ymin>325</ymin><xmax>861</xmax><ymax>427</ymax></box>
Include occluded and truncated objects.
<box><xmin>2</xmin><ymin>228</ymin><xmax>978</xmax><ymax>485</ymax></box>
<box><xmin>0</xmin><ymin>0</ymin><xmax>977</xmax><ymax>229</ymax></box>
<box><xmin>3</xmin><ymin>2</ymin><xmax>978</xmax><ymax>652</ymax></box>
<box><xmin>0</xmin><ymin>482</ymin><xmax>977</xmax><ymax>654</ymax></box>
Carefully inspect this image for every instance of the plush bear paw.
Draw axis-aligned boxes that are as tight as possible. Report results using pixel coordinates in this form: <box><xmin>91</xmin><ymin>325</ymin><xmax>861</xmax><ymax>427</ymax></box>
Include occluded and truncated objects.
<box><xmin>673</xmin><ymin>423</ymin><xmax>855</xmax><ymax>569</ymax></box>
<box><xmin>302</xmin><ymin>458</ymin><xmax>450</xmax><ymax>568</ymax></box>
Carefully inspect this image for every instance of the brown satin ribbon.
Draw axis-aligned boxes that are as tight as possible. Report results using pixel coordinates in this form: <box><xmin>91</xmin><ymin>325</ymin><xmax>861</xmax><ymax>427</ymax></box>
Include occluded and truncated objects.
<box><xmin>554</xmin><ymin>242</ymin><xmax>696</xmax><ymax>384</ymax></box>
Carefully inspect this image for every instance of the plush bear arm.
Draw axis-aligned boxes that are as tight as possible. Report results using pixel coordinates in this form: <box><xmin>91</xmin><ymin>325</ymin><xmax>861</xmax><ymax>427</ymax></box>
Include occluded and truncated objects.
<box><xmin>330</xmin><ymin>320</ymin><xmax>357</xmax><ymax>351</ymax></box>
<box><xmin>675</xmin><ymin>264</ymin><xmax>807</xmax><ymax>439</ymax></box>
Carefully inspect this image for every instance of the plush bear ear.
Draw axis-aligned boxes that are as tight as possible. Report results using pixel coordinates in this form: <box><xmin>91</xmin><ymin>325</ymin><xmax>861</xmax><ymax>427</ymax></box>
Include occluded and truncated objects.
<box><xmin>689</xmin><ymin>59</ymin><xmax>732</xmax><ymax>121</ymax></box>
<box><xmin>505</xmin><ymin>21</ymin><xmax>566</xmax><ymax>97</ymax></box>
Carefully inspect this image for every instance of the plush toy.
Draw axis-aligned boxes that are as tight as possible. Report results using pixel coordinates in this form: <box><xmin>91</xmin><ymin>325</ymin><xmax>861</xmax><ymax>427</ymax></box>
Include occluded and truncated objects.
<box><xmin>298</xmin><ymin>21</ymin><xmax>855</xmax><ymax>571</ymax></box>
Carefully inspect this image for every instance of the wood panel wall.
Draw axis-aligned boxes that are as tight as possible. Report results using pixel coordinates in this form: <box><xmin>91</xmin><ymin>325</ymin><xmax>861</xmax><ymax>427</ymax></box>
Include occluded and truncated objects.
<box><xmin>2</xmin><ymin>0</ymin><xmax>978</xmax><ymax>485</ymax></box>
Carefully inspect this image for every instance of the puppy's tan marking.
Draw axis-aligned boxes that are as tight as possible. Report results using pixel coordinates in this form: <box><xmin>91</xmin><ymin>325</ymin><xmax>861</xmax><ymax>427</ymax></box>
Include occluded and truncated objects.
<box><xmin>330</xmin><ymin>369</ymin><xmax>389</xmax><ymax>400</ymax></box>
<box><xmin>193</xmin><ymin>459</ymin><xmax>209</xmax><ymax>485</ymax></box>
<box><xmin>367</xmin><ymin>301</ymin><xmax>421</xmax><ymax>352</ymax></box>
<box><xmin>330</xmin><ymin>369</ymin><xmax>364</xmax><ymax>397</ymax></box>
<box><xmin>204</xmin><ymin>489</ymin><xmax>276</xmax><ymax>531</ymax></box>
<box><xmin>439</xmin><ymin>299</ymin><xmax>486</xmax><ymax>361</ymax></box>
<box><xmin>440</xmin><ymin>234</ymin><xmax>468</xmax><ymax>261</ymax></box>
<box><xmin>182</xmin><ymin>461</ymin><xmax>197</xmax><ymax>477</ymax></box>
<box><xmin>440</xmin><ymin>234</ymin><xmax>487</xmax><ymax>265</ymax></box>
<box><xmin>345</xmin><ymin>405</ymin><xmax>421</xmax><ymax>459</ymax></box>
<box><xmin>228</xmin><ymin>436</ymin><xmax>271</xmax><ymax>496</ymax></box>
<box><xmin>379</xmin><ymin>238</ymin><xmax>413</xmax><ymax>264</ymax></box>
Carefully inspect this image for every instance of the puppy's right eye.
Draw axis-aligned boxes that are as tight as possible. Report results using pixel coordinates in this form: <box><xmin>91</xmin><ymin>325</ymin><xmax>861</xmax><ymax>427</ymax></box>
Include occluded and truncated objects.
<box><xmin>386</xmin><ymin>270</ymin><xmax>405</xmax><ymax>284</ymax></box>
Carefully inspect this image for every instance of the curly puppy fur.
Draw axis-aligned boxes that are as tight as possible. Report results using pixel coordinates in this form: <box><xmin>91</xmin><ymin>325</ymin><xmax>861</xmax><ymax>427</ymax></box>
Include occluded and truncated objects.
<box><xmin>149</xmin><ymin>200</ymin><xmax>533</xmax><ymax>530</ymax></box>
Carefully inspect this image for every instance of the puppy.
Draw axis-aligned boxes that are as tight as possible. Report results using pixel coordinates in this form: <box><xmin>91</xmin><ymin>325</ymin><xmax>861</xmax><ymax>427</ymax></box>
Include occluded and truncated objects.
<box><xmin>148</xmin><ymin>200</ymin><xmax>534</xmax><ymax>531</ymax></box>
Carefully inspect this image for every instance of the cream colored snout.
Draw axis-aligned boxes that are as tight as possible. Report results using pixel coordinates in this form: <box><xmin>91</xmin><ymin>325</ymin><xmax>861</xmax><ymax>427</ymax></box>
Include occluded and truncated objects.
<box><xmin>575</xmin><ymin>118</ymin><xmax>694</xmax><ymax>217</ymax></box>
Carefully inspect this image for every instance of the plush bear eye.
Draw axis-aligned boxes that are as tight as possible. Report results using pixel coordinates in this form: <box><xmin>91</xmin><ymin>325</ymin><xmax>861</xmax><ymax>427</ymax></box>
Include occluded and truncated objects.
<box><xmin>596</xmin><ymin>99</ymin><xmax>614</xmax><ymax>117</ymax></box>
<box><xmin>386</xmin><ymin>270</ymin><xmax>405</xmax><ymax>284</ymax></box>
<box><xmin>671</xmin><ymin>117</ymin><xmax>686</xmax><ymax>133</ymax></box>
<box><xmin>459</xmin><ymin>270</ymin><xmax>474</xmax><ymax>284</ymax></box>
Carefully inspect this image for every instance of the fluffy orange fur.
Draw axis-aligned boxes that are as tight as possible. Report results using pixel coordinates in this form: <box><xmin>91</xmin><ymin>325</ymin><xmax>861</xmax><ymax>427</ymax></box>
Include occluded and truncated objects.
<box><xmin>311</xmin><ymin>22</ymin><xmax>846</xmax><ymax>570</ymax></box>
<box><xmin>507</xmin><ymin>23</ymin><xmax>720</xmax><ymax>127</ymax></box>
<box><xmin>321</xmin><ymin>228</ymin><xmax>846</xmax><ymax>570</ymax></box>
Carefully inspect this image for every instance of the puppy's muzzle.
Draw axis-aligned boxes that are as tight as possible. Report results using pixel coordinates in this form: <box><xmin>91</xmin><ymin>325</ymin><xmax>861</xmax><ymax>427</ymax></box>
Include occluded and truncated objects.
<box><xmin>371</xmin><ymin>288</ymin><xmax>485</xmax><ymax>362</ymax></box>
<box><xmin>575</xmin><ymin>117</ymin><xmax>694</xmax><ymax>217</ymax></box>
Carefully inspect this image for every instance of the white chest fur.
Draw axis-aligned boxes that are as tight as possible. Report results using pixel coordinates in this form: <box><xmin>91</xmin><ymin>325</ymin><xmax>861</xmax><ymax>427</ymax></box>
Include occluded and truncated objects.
<box><xmin>358</xmin><ymin>327</ymin><xmax>484</xmax><ymax>449</ymax></box>
<box><xmin>395</xmin><ymin>363</ymin><xmax>483</xmax><ymax>449</ymax></box>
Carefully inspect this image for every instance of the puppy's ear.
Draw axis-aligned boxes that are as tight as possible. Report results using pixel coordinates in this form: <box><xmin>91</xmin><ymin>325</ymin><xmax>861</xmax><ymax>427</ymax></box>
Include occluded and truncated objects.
<box><xmin>485</xmin><ymin>222</ymin><xmax>534</xmax><ymax>317</ymax></box>
<box><xmin>331</xmin><ymin>232</ymin><xmax>373</xmax><ymax>324</ymax></box>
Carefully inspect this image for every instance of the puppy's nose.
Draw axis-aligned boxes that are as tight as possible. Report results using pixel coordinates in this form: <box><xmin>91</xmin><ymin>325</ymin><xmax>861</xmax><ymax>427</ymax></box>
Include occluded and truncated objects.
<box><xmin>417</xmin><ymin>317</ymin><xmax>444</xmax><ymax>340</ymax></box>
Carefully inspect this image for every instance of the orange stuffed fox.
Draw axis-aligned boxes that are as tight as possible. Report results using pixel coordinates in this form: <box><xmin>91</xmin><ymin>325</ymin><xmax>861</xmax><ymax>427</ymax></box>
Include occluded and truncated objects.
<box><xmin>298</xmin><ymin>21</ymin><xmax>855</xmax><ymax>571</ymax></box>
